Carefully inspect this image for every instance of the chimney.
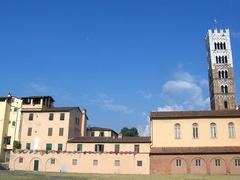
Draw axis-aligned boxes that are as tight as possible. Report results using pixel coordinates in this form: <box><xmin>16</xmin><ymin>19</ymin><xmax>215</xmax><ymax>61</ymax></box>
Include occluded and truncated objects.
<box><xmin>118</xmin><ymin>133</ymin><xmax>123</xmax><ymax>139</ymax></box>
<box><xmin>81</xmin><ymin>109</ymin><xmax>87</xmax><ymax>136</ymax></box>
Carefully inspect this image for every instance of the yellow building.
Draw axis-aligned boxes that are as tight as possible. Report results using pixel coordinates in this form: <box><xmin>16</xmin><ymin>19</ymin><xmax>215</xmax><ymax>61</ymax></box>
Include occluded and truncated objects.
<box><xmin>150</xmin><ymin>110</ymin><xmax>240</xmax><ymax>174</ymax></box>
<box><xmin>0</xmin><ymin>94</ymin><xmax>22</xmax><ymax>162</ymax></box>
<box><xmin>87</xmin><ymin>127</ymin><xmax>118</xmax><ymax>138</ymax></box>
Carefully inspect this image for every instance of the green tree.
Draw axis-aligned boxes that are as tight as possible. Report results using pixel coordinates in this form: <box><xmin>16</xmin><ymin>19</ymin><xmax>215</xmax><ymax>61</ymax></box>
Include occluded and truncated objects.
<box><xmin>120</xmin><ymin>127</ymin><xmax>139</xmax><ymax>137</ymax></box>
<box><xmin>13</xmin><ymin>141</ymin><xmax>21</xmax><ymax>150</ymax></box>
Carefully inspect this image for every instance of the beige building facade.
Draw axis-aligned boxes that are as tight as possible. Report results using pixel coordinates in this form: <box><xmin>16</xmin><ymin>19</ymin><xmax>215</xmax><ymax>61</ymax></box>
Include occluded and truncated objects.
<box><xmin>20</xmin><ymin>96</ymin><xmax>88</xmax><ymax>152</ymax></box>
<box><xmin>0</xmin><ymin>95</ymin><xmax>22</xmax><ymax>162</ymax></box>
<box><xmin>150</xmin><ymin>110</ymin><xmax>240</xmax><ymax>174</ymax></box>
<box><xmin>9</xmin><ymin>137</ymin><xmax>150</xmax><ymax>174</ymax></box>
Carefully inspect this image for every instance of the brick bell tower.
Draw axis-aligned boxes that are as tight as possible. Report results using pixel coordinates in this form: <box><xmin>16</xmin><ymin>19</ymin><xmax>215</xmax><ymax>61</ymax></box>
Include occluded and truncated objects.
<box><xmin>206</xmin><ymin>29</ymin><xmax>237</xmax><ymax>110</ymax></box>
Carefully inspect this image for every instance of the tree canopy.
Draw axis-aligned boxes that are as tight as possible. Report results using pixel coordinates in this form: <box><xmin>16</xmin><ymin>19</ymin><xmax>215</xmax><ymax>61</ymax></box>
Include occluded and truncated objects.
<box><xmin>120</xmin><ymin>127</ymin><xmax>139</xmax><ymax>137</ymax></box>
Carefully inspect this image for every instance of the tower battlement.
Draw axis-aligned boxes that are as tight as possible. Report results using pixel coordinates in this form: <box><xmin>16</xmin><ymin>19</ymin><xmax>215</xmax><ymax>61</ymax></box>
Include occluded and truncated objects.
<box><xmin>207</xmin><ymin>29</ymin><xmax>230</xmax><ymax>37</ymax></box>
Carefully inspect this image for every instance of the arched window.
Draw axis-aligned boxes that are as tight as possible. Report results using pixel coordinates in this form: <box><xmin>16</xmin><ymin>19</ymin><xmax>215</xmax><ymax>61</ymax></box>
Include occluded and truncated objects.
<box><xmin>228</xmin><ymin>122</ymin><xmax>235</xmax><ymax>138</ymax></box>
<box><xmin>221</xmin><ymin>71</ymin><xmax>225</xmax><ymax>78</ymax></box>
<box><xmin>216</xmin><ymin>56</ymin><xmax>219</xmax><ymax>63</ymax></box>
<box><xmin>220</xmin><ymin>43</ymin><xmax>223</xmax><ymax>49</ymax></box>
<box><xmin>223</xmin><ymin>42</ymin><xmax>226</xmax><ymax>49</ymax></box>
<box><xmin>174</xmin><ymin>123</ymin><xmax>181</xmax><ymax>139</ymax></box>
<box><xmin>217</xmin><ymin>43</ymin><xmax>220</xmax><ymax>49</ymax></box>
<box><xmin>218</xmin><ymin>71</ymin><xmax>221</xmax><ymax>78</ymax></box>
<box><xmin>214</xmin><ymin>43</ymin><xmax>217</xmax><ymax>50</ymax></box>
<box><xmin>224</xmin><ymin>101</ymin><xmax>228</xmax><ymax>109</ymax></box>
<box><xmin>225</xmin><ymin>56</ymin><xmax>228</xmax><ymax>63</ymax></box>
<box><xmin>192</xmin><ymin>123</ymin><xmax>199</xmax><ymax>139</ymax></box>
<box><xmin>221</xmin><ymin>85</ymin><xmax>224</xmax><ymax>93</ymax></box>
<box><xmin>222</xmin><ymin>56</ymin><xmax>225</xmax><ymax>63</ymax></box>
<box><xmin>225</xmin><ymin>71</ymin><xmax>228</xmax><ymax>78</ymax></box>
<box><xmin>219</xmin><ymin>56</ymin><xmax>222</xmax><ymax>63</ymax></box>
<box><xmin>210</xmin><ymin>123</ymin><xmax>217</xmax><ymax>138</ymax></box>
<box><xmin>225</xmin><ymin>85</ymin><xmax>228</xmax><ymax>93</ymax></box>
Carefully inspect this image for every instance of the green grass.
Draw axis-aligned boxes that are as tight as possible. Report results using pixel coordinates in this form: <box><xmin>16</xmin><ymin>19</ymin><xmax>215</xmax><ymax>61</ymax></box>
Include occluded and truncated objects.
<box><xmin>0</xmin><ymin>171</ymin><xmax>240</xmax><ymax>180</ymax></box>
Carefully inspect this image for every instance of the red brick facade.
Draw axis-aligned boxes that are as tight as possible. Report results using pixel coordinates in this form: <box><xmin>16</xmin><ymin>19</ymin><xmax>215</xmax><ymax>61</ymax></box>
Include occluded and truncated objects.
<box><xmin>150</xmin><ymin>154</ymin><xmax>240</xmax><ymax>174</ymax></box>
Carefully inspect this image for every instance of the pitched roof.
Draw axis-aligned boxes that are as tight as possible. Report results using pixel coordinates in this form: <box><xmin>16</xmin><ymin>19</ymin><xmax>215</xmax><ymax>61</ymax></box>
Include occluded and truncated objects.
<box><xmin>68</xmin><ymin>136</ymin><xmax>151</xmax><ymax>143</ymax></box>
<box><xmin>150</xmin><ymin>110</ymin><xmax>240</xmax><ymax>120</ymax></box>
<box><xmin>150</xmin><ymin>146</ymin><xmax>240</xmax><ymax>155</ymax></box>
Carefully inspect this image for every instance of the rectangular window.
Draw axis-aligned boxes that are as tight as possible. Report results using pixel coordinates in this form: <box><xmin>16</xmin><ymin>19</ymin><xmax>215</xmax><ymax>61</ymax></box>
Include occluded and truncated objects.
<box><xmin>134</xmin><ymin>145</ymin><xmax>140</xmax><ymax>153</ymax></box>
<box><xmin>59</xmin><ymin>128</ymin><xmax>64</xmax><ymax>136</ymax></box>
<box><xmin>27</xmin><ymin>128</ymin><xmax>32</xmax><ymax>136</ymax></box>
<box><xmin>72</xmin><ymin>159</ymin><xmax>77</xmax><ymax>165</ymax></box>
<box><xmin>114</xmin><ymin>160</ymin><xmax>120</xmax><ymax>167</ymax></box>
<box><xmin>19</xmin><ymin>157</ymin><xmax>23</xmax><ymax>163</ymax></box>
<box><xmin>91</xmin><ymin>132</ymin><xmax>95</xmax><ymax>137</ymax></box>
<box><xmin>195</xmin><ymin>159</ymin><xmax>201</xmax><ymax>167</ymax></box>
<box><xmin>48</xmin><ymin>128</ymin><xmax>53</xmax><ymax>136</ymax></box>
<box><xmin>50</xmin><ymin>158</ymin><xmax>55</xmax><ymax>164</ymax></box>
<box><xmin>176</xmin><ymin>159</ymin><xmax>182</xmax><ymax>167</ymax></box>
<box><xmin>46</xmin><ymin>143</ymin><xmax>52</xmax><ymax>151</ymax></box>
<box><xmin>77</xmin><ymin>144</ymin><xmax>82</xmax><ymax>152</ymax></box>
<box><xmin>99</xmin><ymin>131</ymin><xmax>104</xmax><ymax>137</ymax></box>
<box><xmin>4</xmin><ymin>136</ymin><xmax>11</xmax><ymax>145</ymax></box>
<box><xmin>49</xmin><ymin>113</ymin><xmax>54</xmax><ymax>121</ymax></box>
<box><xmin>93</xmin><ymin>160</ymin><xmax>98</xmax><ymax>166</ymax></box>
<box><xmin>95</xmin><ymin>144</ymin><xmax>104</xmax><ymax>153</ymax></box>
<box><xmin>58</xmin><ymin>144</ymin><xmax>63</xmax><ymax>151</ymax></box>
<box><xmin>115</xmin><ymin>144</ymin><xmax>120</xmax><ymax>153</ymax></box>
<box><xmin>137</xmin><ymin>160</ymin><xmax>143</xmax><ymax>167</ymax></box>
<box><xmin>29</xmin><ymin>113</ymin><xmax>33</xmax><ymax>120</ymax></box>
<box><xmin>60</xmin><ymin>113</ymin><xmax>65</xmax><ymax>120</ymax></box>
<box><xmin>215</xmin><ymin>159</ymin><xmax>221</xmax><ymax>166</ymax></box>
<box><xmin>26</xmin><ymin>143</ymin><xmax>31</xmax><ymax>150</ymax></box>
<box><xmin>235</xmin><ymin>159</ymin><xmax>240</xmax><ymax>167</ymax></box>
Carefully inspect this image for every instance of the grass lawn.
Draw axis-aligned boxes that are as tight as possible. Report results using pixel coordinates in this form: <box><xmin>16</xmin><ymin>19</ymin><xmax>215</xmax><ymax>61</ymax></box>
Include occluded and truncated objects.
<box><xmin>0</xmin><ymin>171</ymin><xmax>240</xmax><ymax>180</ymax></box>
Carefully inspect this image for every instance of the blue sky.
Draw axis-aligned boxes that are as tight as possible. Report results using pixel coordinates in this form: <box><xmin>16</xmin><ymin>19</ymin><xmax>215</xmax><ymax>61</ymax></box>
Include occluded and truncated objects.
<box><xmin>1</xmin><ymin>0</ymin><xmax>240</xmax><ymax>135</ymax></box>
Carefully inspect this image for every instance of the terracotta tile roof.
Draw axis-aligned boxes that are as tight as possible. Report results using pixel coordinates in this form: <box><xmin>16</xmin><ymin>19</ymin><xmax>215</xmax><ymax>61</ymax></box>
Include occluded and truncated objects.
<box><xmin>150</xmin><ymin>146</ymin><xmax>240</xmax><ymax>155</ymax></box>
<box><xmin>68</xmin><ymin>136</ymin><xmax>151</xmax><ymax>143</ymax></box>
<box><xmin>151</xmin><ymin>110</ymin><xmax>240</xmax><ymax>120</ymax></box>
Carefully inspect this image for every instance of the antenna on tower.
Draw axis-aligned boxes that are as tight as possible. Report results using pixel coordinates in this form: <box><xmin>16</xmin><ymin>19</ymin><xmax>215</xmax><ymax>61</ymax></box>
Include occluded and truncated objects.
<box><xmin>213</xmin><ymin>19</ymin><xmax>218</xmax><ymax>30</ymax></box>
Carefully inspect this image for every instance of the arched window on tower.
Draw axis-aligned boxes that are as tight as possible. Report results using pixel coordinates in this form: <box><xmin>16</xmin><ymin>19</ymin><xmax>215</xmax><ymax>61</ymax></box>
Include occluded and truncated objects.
<box><xmin>192</xmin><ymin>123</ymin><xmax>199</xmax><ymax>139</ymax></box>
<box><xmin>225</xmin><ymin>71</ymin><xmax>228</xmax><ymax>78</ymax></box>
<box><xmin>221</xmin><ymin>85</ymin><xmax>224</xmax><ymax>93</ymax></box>
<box><xmin>225</xmin><ymin>85</ymin><xmax>228</xmax><ymax>93</ymax></box>
<box><xmin>224</xmin><ymin>101</ymin><xmax>228</xmax><ymax>109</ymax></box>
<box><xmin>223</xmin><ymin>42</ymin><xmax>226</xmax><ymax>49</ymax></box>
<box><xmin>217</xmin><ymin>43</ymin><xmax>220</xmax><ymax>50</ymax></box>
<box><xmin>174</xmin><ymin>123</ymin><xmax>181</xmax><ymax>139</ymax></box>
<box><xmin>219</xmin><ymin>56</ymin><xmax>222</xmax><ymax>63</ymax></box>
<box><xmin>225</xmin><ymin>56</ymin><xmax>228</xmax><ymax>63</ymax></box>
<box><xmin>228</xmin><ymin>122</ymin><xmax>235</xmax><ymax>138</ymax></box>
<box><xmin>216</xmin><ymin>56</ymin><xmax>219</xmax><ymax>63</ymax></box>
<box><xmin>218</xmin><ymin>71</ymin><xmax>221</xmax><ymax>78</ymax></box>
<box><xmin>220</xmin><ymin>42</ymin><xmax>223</xmax><ymax>49</ymax></box>
<box><xmin>221</xmin><ymin>71</ymin><xmax>225</xmax><ymax>78</ymax></box>
<box><xmin>214</xmin><ymin>43</ymin><xmax>217</xmax><ymax>50</ymax></box>
<box><xmin>222</xmin><ymin>56</ymin><xmax>225</xmax><ymax>63</ymax></box>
